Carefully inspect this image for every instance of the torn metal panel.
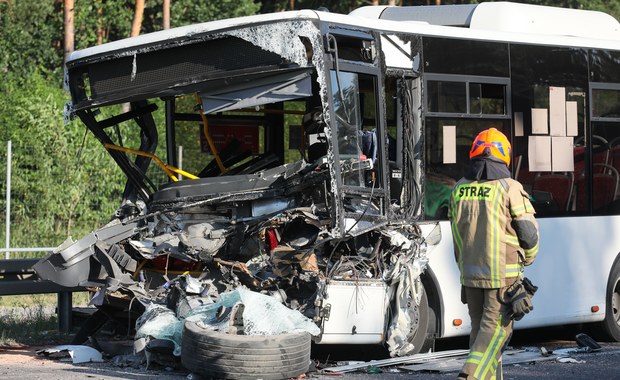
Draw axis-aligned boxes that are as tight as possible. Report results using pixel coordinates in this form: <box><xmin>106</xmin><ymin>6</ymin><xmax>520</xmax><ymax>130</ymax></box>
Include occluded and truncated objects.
<box><xmin>36</xmin><ymin>345</ymin><xmax>104</xmax><ymax>364</ymax></box>
<box><xmin>223</xmin><ymin>20</ymin><xmax>318</xmax><ymax>68</ymax></box>
<box><xmin>32</xmin><ymin>219</ymin><xmax>139</xmax><ymax>288</ymax></box>
<box><xmin>66</xmin><ymin>20</ymin><xmax>320</xmax><ymax>112</ymax></box>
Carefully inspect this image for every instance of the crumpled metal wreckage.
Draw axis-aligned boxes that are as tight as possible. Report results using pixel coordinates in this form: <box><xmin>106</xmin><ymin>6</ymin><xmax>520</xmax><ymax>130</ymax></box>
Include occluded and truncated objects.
<box><xmin>33</xmin><ymin>159</ymin><xmax>432</xmax><ymax>363</ymax></box>
<box><xmin>32</xmin><ymin>15</ymin><xmax>437</xmax><ymax>374</ymax></box>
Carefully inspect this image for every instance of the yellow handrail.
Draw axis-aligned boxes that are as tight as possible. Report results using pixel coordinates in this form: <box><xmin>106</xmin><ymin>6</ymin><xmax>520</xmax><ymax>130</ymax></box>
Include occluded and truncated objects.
<box><xmin>196</xmin><ymin>94</ymin><xmax>228</xmax><ymax>174</ymax></box>
<box><xmin>104</xmin><ymin>143</ymin><xmax>199</xmax><ymax>182</ymax></box>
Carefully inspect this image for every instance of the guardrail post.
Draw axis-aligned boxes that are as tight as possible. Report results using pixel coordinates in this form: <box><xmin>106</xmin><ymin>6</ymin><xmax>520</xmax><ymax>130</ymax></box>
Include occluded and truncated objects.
<box><xmin>57</xmin><ymin>292</ymin><xmax>73</xmax><ymax>333</ymax></box>
<box><xmin>5</xmin><ymin>140</ymin><xmax>12</xmax><ymax>260</ymax></box>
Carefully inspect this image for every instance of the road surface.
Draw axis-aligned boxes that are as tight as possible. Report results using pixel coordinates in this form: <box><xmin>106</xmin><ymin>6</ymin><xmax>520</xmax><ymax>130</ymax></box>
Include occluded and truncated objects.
<box><xmin>2</xmin><ymin>327</ymin><xmax>620</xmax><ymax>380</ymax></box>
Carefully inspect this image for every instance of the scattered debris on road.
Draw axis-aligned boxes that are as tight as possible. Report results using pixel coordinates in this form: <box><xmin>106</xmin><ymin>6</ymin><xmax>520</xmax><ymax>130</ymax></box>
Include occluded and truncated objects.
<box><xmin>36</xmin><ymin>345</ymin><xmax>104</xmax><ymax>364</ymax></box>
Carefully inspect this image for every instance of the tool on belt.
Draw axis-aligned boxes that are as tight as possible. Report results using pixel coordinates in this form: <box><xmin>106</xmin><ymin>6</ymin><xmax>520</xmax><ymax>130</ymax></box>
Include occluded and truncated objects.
<box><xmin>503</xmin><ymin>277</ymin><xmax>538</xmax><ymax>321</ymax></box>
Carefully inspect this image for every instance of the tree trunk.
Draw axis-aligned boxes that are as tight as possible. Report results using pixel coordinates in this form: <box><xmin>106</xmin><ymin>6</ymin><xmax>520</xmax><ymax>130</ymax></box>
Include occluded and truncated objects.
<box><xmin>131</xmin><ymin>0</ymin><xmax>145</xmax><ymax>37</ymax></box>
<box><xmin>96</xmin><ymin>5</ymin><xmax>104</xmax><ymax>45</ymax></box>
<box><xmin>289</xmin><ymin>0</ymin><xmax>295</xmax><ymax>11</ymax></box>
<box><xmin>63</xmin><ymin>0</ymin><xmax>74</xmax><ymax>66</ymax></box>
<box><xmin>163</xmin><ymin>0</ymin><xmax>170</xmax><ymax>30</ymax></box>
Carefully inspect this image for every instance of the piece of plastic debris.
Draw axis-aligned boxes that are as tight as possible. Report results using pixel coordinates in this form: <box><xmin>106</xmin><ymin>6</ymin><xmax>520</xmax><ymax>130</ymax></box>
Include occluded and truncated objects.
<box><xmin>553</xmin><ymin>347</ymin><xmax>591</xmax><ymax>356</ymax></box>
<box><xmin>36</xmin><ymin>345</ymin><xmax>104</xmax><ymax>364</ymax></box>
<box><xmin>556</xmin><ymin>357</ymin><xmax>585</xmax><ymax>364</ymax></box>
<box><xmin>336</xmin><ymin>361</ymin><xmax>364</xmax><ymax>366</ymax></box>
<box><xmin>366</xmin><ymin>366</ymin><xmax>382</xmax><ymax>374</ymax></box>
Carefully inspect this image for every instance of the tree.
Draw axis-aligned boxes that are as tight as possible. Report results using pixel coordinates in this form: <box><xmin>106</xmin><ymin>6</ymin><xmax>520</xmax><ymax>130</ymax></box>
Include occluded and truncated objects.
<box><xmin>130</xmin><ymin>0</ymin><xmax>145</xmax><ymax>36</ymax></box>
<box><xmin>163</xmin><ymin>0</ymin><xmax>170</xmax><ymax>29</ymax></box>
<box><xmin>63</xmin><ymin>0</ymin><xmax>74</xmax><ymax>65</ymax></box>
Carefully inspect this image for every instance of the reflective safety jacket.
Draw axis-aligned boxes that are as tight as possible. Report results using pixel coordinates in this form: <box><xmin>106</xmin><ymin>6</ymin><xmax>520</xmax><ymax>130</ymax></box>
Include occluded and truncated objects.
<box><xmin>448</xmin><ymin>177</ymin><xmax>539</xmax><ymax>288</ymax></box>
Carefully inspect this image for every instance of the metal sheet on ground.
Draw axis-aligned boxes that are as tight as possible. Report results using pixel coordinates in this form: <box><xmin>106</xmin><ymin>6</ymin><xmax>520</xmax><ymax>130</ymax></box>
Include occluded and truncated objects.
<box><xmin>400</xmin><ymin>350</ymin><xmax>557</xmax><ymax>373</ymax></box>
<box><xmin>322</xmin><ymin>349</ymin><xmax>469</xmax><ymax>373</ymax></box>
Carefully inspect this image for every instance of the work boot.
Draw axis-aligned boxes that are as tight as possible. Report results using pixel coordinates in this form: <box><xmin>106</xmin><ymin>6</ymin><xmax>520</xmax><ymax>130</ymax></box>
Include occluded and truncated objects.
<box><xmin>457</xmin><ymin>372</ymin><xmax>476</xmax><ymax>380</ymax></box>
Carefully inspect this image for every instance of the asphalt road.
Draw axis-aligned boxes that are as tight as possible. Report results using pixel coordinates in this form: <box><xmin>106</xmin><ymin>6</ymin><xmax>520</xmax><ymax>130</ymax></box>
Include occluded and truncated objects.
<box><xmin>2</xmin><ymin>327</ymin><xmax>620</xmax><ymax>379</ymax></box>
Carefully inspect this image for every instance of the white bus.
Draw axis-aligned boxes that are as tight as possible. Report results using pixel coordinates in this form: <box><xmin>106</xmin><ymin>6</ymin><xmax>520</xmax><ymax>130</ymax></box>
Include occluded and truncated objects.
<box><xmin>37</xmin><ymin>1</ymin><xmax>620</xmax><ymax>361</ymax></box>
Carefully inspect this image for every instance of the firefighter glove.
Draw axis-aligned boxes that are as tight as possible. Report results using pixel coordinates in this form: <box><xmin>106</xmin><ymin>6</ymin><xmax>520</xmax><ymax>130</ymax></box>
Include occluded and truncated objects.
<box><xmin>504</xmin><ymin>277</ymin><xmax>537</xmax><ymax>321</ymax></box>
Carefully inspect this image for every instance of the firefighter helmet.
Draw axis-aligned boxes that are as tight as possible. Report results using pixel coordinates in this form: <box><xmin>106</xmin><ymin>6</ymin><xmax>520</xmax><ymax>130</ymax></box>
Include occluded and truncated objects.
<box><xmin>469</xmin><ymin>128</ymin><xmax>512</xmax><ymax>166</ymax></box>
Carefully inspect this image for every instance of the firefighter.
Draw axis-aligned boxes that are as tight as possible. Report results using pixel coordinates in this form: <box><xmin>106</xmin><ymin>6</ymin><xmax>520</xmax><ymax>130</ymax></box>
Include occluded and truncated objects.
<box><xmin>448</xmin><ymin>128</ymin><xmax>539</xmax><ymax>380</ymax></box>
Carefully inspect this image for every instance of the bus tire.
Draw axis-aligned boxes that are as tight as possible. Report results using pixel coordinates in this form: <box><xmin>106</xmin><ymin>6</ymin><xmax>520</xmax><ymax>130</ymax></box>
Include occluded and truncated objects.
<box><xmin>407</xmin><ymin>285</ymin><xmax>431</xmax><ymax>354</ymax></box>
<box><xmin>181</xmin><ymin>321</ymin><xmax>311</xmax><ymax>380</ymax></box>
<box><xmin>598</xmin><ymin>259</ymin><xmax>620</xmax><ymax>341</ymax></box>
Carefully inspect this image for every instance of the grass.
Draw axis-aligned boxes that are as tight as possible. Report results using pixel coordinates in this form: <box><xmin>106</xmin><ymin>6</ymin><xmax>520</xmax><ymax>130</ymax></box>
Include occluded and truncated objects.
<box><xmin>0</xmin><ymin>293</ymin><xmax>91</xmax><ymax>346</ymax></box>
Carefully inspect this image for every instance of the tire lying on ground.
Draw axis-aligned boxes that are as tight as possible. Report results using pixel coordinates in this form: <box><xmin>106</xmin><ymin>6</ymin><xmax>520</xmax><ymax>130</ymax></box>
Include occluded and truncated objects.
<box><xmin>181</xmin><ymin>321</ymin><xmax>311</xmax><ymax>380</ymax></box>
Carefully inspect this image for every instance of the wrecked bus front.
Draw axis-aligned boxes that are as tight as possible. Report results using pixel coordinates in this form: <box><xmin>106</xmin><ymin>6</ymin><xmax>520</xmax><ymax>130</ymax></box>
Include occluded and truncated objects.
<box><xmin>35</xmin><ymin>10</ymin><xmax>433</xmax><ymax>358</ymax></box>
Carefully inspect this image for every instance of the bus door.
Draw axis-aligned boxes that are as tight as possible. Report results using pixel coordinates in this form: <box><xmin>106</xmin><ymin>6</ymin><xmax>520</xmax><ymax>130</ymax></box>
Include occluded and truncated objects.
<box><xmin>323</xmin><ymin>29</ymin><xmax>390</xmax><ymax>237</ymax></box>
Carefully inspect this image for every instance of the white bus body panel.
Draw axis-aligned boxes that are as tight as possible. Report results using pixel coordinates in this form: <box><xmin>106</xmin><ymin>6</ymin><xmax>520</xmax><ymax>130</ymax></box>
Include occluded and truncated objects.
<box><xmin>430</xmin><ymin>217</ymin><xmax>620</xmax><ymax>338</ymax></box>
<box><xmin>320</xmin><ymin>280</ymin><xmax>389</xmax><ymax>344</ymax></box>
<box><xmin>471</xmin><ymin>2</ymin><xmax>620</xmax><ymax>40</ymax></box>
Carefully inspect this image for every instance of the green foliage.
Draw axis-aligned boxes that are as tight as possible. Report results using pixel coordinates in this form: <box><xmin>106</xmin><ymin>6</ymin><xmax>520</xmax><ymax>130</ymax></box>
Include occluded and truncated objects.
<box><xmin>73</xmin><ymin>0</ymin><xmax>134</xmax><ymax>50</ymax></box>
<box><xmin>0</xmin><ymin>72</ymin><xmax>126</xmax><ymax>249</ymax></box>
<box><xmin>0</xmin><ymin>304</ymin><xmax>60</xmax><ymax>345</ymax></box>
<box><xmin>144</xmin><ymin>0</ymin><xmax>260</xmax><ymax>29</ymax></box>
<box><xmin>0</xmin><ymin>2</ymin><xmax>63</xmax><ymax>77</ymax></box>
<box><xmin>71</xmin><ymin>0</ymin><xmax>261</xmax><ymax>49</ymax></box>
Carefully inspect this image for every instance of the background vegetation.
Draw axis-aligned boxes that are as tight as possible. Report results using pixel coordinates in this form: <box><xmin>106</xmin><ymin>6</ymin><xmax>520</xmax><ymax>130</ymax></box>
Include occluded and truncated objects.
<box><xmin>1</xmin><ymin>0</ymin><xmax>619</xmax><ymax>254</ymax></box>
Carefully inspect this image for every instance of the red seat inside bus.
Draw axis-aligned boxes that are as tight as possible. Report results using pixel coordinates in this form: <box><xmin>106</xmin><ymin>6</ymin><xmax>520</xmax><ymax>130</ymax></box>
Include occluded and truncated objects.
<box><xmin>532</xmin><ymin>172</ymin><xmax>574</xmax><ymax>211</ymax></box>
<box><xmin>574</xmin><ymin>163</ymin><xmax>619</xmax><ymax>211</ymax></box>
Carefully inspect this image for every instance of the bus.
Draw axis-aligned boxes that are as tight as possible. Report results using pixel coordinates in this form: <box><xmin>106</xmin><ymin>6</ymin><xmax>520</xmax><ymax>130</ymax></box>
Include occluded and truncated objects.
<box><xmin>36</xmin><ymin>1</ymin><xmax>620</xmax><ymax>361</ymax></box>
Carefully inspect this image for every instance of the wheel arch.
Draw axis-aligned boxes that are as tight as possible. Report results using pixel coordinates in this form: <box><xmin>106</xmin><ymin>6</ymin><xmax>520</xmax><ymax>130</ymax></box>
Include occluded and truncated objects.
<box><xmin>604</xmin><ymin>250</ymin><xmax>620</xmax><ymax>314</ymax></box>
<box><xmin>591</xmin><ymin>250</ymin><xmax>620</xmax><ymax>342</ymax></box>
<box><xmin>606</xmin><ymin>252</ymin><xmax>620</xmax><ymax>286</ymax></box>
<box><xmin>421</xmin><ymin>266</ymin><xmax>444</xmax><ymax>339</ymax></box>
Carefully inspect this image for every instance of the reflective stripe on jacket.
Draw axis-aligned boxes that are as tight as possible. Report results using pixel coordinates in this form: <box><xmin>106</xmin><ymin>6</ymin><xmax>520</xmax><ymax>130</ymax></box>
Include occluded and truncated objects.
<box><xmin>448</xmin><ymin>177</ymin><xmax>539</xmax><ymax>288</ymax></box>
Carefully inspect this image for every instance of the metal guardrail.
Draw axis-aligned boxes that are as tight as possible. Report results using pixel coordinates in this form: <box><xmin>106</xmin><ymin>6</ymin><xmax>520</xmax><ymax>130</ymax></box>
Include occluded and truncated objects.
<box><xmin>0</xmin><ymin>258</ymin><xmax>87</xmax><ymax>333</ymax></box>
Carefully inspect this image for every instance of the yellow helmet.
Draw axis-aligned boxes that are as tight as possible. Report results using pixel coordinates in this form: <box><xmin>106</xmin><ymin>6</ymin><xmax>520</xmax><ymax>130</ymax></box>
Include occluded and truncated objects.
<box><xmin>469</xmin><ymin>128</ymin><xmax>511</xmax><ymax>166</ymax></box>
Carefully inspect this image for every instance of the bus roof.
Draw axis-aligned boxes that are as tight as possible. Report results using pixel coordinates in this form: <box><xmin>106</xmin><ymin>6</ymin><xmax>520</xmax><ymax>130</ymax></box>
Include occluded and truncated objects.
<box><xmin>66</xmin><ymin>10</ymin><xmax>323</xmax><ymax>63</ymax></box>
<box><xmin>67</xmin><ymin>2</ymin><xmax>620</xmax><ymax>66</ymax></box>
<box><xmin>351</xmin><ymin>2</ymin><xmax>620</xmax><ymax>42</ymax></box>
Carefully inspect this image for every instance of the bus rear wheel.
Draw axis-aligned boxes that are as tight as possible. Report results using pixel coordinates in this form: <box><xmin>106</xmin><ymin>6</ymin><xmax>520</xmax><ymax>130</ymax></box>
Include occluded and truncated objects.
<box><xmin>597</xmin><ymin>259</ymin><xmax>620</xmax><ymax>342</ymax></box>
